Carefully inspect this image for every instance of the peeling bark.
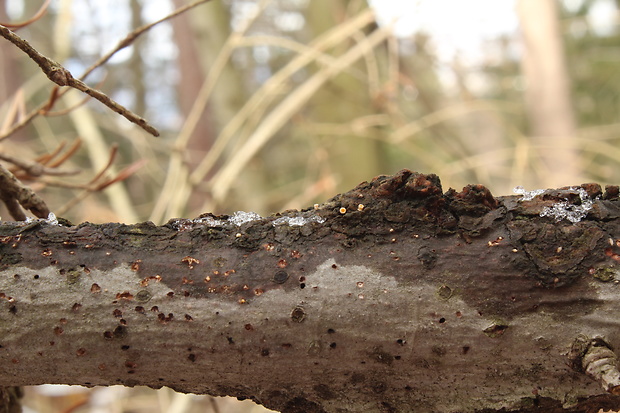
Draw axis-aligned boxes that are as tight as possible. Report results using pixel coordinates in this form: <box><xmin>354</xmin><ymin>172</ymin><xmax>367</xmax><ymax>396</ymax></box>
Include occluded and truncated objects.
<box><xmin>1</xmin><ymin>170</ymin><xmax>620</xmax><ymax>412</ymax></box>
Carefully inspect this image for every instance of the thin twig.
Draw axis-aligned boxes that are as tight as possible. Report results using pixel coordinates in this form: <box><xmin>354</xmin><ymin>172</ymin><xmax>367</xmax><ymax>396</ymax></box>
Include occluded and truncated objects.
<box><xmin>0</xmin><ymin>152</ymin><xmax>80</xmax><ymax>177</ymax></box>
<box><xmin>0</xmin><ymin>0</ymin><xmax>51</xmax><ymax>29</ymax></box>
<box><xmin>40</xmin><ymin>139</ymin><xmax>82</xmax><ymax>168</ymax></box>
<box><xmin>0</xmin><ymin>24</ymin><xmax>160</xmax><ymax>137</ymax></box>
<box><xmin>81</xmin><ymin>0</ymin><xmax>213</xmax><ymax>81</ymax></box>
<box><xmin>0</xmin><ymin>0</ymin><xmax>212</xmax><ymax>141</ymax></box>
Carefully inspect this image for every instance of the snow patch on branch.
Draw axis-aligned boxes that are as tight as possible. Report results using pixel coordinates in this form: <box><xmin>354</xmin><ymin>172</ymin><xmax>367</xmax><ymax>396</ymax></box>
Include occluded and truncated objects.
<box><xmin>22</xmin><ymin>212</ymin><xmax>59</xmax><ymax>226</ymax></box>
<box><xmin>172</xmin><ymin>210</ymin><xmax>326</xmax><ymax>231</ymax></box>
<box><xmin>539</xmin><ymin>187</ymin><xmax>594</xmax><ymax>223</ymax></box>
<box><xmin>272</xmin><ymin>215</ymin><xmax>325</xmax><ymax>227</ymax></box>
<box><xmin>513</xmin><ymin>186</ymin><xmax>546</xmax><ymax>201</ymax></box>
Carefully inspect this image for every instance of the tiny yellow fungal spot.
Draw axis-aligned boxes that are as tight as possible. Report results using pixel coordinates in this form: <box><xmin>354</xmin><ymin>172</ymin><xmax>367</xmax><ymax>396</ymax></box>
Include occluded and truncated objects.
<box><xmin>181</xmin><ymin>256</ymin><xmax>200</xmax><ymax>267</ymax></box>
<box><xmin>512</xmin><ymin>248</ymin><xmax>518</xmax><ymax>253</ymax></box>
<box><xmin>235</xmin><ymin>233</ymin><xmax>242</xmax><ymax>238</ymax></box>
<box><xmin>339</xmin><ymin>207</ymin><xmax>347</xmax><ymax>214</ymax></box>
<box><xmin>556</xmin><ymin>246</ymin><xmax>563</xmax><ymax>253</ymax></box>
<box><xmin>314</xmin><ymin>204</ymin><xmax>319</xmax><ymax>210</ymax></box>
<box><xmin>357</xmin><ymin>204</ymin><xmax>364</xmax><ymax>211</ymax></box>
<box><xmin>357</xmin><ymin>282</ymin><xmax>364</xmax><ymax>288</ymax></box>
<box><xmin>238</xmin><ymin>298</ymin><xmax>247</xmax><ymax>304</ymax></box>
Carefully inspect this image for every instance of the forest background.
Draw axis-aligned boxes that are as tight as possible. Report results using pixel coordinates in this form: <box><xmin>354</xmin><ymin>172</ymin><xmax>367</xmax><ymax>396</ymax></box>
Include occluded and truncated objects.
<box><xmin>0</xmin><ymin>0</ymin><xmax>619</xmax><ymax>412</ymax></box>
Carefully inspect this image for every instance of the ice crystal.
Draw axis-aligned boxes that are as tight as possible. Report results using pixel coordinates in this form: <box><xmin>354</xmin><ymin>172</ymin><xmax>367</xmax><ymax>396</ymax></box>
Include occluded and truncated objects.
<box><xmin>21</xmin><ymin>212</ymin><xmax>60</xmax><ymax>226</ymax></box>
<box><xmin>513</xmin><ymin>186</ymin><xmax>546</xmax><ymax>201</ymax></box>
<box><xmin>45</xmin><ymin>212</ymin><xmax>59</xmax><ymax>226</ymax></box>
<box><xmin>539</xmin><ymin>187</ymin><xmax>594</xmax><ymax>223</ymax></box>
<box><xmin>228</xmin><ymin>211</ymin><xmax>262</xmax><ymax>226</ymax></box>
<box><xmin>192</xmin><ymin>216</ymin><xmax>226</xmax><ymax>227</ymax></box>
<box><xmin>272</xmin><ymin>215</ymin><xmax>325</xmax><ymax>227</ymax></box>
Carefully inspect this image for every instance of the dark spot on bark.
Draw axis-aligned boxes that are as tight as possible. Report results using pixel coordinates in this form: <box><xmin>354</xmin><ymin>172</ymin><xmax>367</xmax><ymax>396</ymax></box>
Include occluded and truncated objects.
<box><xmin>33</xmin><ymin>274</ymin><xmax>39</xmax><ymax>279</ymax></box>
<box><xmin>370</xmin><ymin>347</ymin><xmax>393</xmax><ymax>365</ymax></box>
<box><xmin>327</xmin><ymin>328</ymin><xmax>335</xmax><ymax>334</ymax></box>
<box><xmin>329</xmin><ymin>342</ymin><xmax>336</xmax><ymax>349</ymax></box>
<box><xmin>331</xmin><ymin>264</ymin><xmax>337</xmax><ymax>269</ymax></box>
<box><xmin>438</xmin><ymin>317</ymin><xmax>446</xmax><ymax>324</ymax></box>
<box><xmin>273</xmin><ymin>270</ymin><xmax>289</xmax><ymax>284</ymax></box>
<box><xmin>121</xmin><ymin>345</ymin><xmax>130</xmax><ymax>350</ymax></box>
<box><xmin>313</xmin><ymin>383</ymin><xmax>337</xmax><ymax>400</ymax></box>
<box><xmin>0</xmin><ymin>253</ymin><xmax>21</xmax><ymax>267</ymax></box>
<box><xmin>396</xmin><ymin>339</ymin><xmax>405</xmax><ymax>345</ymax></box>
<box><xmin>72</xmin><ymin>303</ymin><xmax>82</xmax><ymax>311</ymax></box>
<box><xmin>283</xmin><ymin>397</ymin><xmax>327</xmax><ymax>413</ymax></box>
<box><xmin>462</xmin><ymin>346</ymin><xmax>470</xmax><ymax>354</ymax></box>
<box><xmin>350</xmin><ymin>372</ymin><xmax>365</xmax><ymax>384</ymax></box>
<box><xmin>8</xmin><ymin>305</ymin><xmax>16</xmax><ymax>314</ymax></box>
<box><xmin>244</xmin><ymin>323</ymin><xmax>253</xmax><ymax>330</ymax></box>
<box><xmin>291</xmin><ymin>306</ymin><xmax>305</xmax><ymax>323</ymax></box>
<box><xmin>381</xmin><ymin>401</ymin><xmax>397</xmax><ymax>413</ymax></box>
<box><xmin>417</xmin><ymin>246</ymin><xmax>437</xmax><ymax>270</ymax></box>
<box><xmin>188</xmin><ymin>354</ymin><xmax>196</xmax><ymax>362</ymax></box>
<box><xmin>261</xmin><ymin>348</ymin><xmax>270</xmax><ymax>356</ymax></box>
<box><xmin>299</xmin><ymin>283</ymin><xmax>306</xmax><ymax>289</ymax></box>
<box><xmin>227</xmin><ymin>337</ymin><xmax>234</xmax><ymax>344</ymax></box>
<box><xmin>431</xmin><ymin>345</ymin><xmax>446</xmax><ymax>356</ymax></box>
<box><xmin>114</xmin><ymin>325</ymin><xmax>128</xmax><ymax>339</ymax></box>
<box><xmin>135</xmin><ymin>306</ymin><xmax>145</xmax><ymax>313</ymax></box>
<box><xmin>103</xmin><ymin>331</ymin><xmax>113</xmax><ymax>339</ymax></box>
<box><xmin>113</xmin><ymin>309</ymin><xmax>123</xmax><ymax>318</ymax></box>
<box><xmin>371</xmin><ymin>381</ymin><xmax>387</xmax><ymax>394</ymax></box>
<box><xmin>135</xmin><ymin>290</ymin><xmax>151</xmax><ymax>303</ymax></box>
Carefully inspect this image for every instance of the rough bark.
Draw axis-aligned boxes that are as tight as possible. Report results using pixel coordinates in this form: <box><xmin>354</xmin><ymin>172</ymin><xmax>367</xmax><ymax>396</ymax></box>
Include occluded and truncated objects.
<box><xmin>1</xmin><ymin>170</ymin><xmax>620</xmax><ymax>413</ymax></box>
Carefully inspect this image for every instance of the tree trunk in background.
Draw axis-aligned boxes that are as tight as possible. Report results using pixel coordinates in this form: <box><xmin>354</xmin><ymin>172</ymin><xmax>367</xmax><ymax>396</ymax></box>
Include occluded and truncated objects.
<box><xmin>0</xmin><ymin>0</ymin><xmax>27</xmax><ymax>143</ymax></box>
<box><xmin>1</xmin><ymin>170</ymin><xmax>620</xmax><ymax>412</ymax></box>
<box><xmin>171</xmin><ymin>0</ymin><xmax>215</xmax><ymax>156</ymax></box>
<box><xmin>305</xmin><ymin>0</ymin><xmax>385</xmax><ymax>192</ymax></box>
<box><xmin>517</xmin><ymin>0</ymin><xmax>582</xmax><ymax>188</ymax></box>
<box><xmin>172</xmin><ymin>0</ymin><xmax>247</xmax><ymax>154</ymax></box>
<box><xmin>129</xmin><ymin>0</ymin><xmax>146</xmax><ymax>118</ymax></box>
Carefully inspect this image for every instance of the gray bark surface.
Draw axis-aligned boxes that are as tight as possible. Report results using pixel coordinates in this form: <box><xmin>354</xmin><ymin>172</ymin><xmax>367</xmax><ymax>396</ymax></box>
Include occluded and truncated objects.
<box><xmin>0</xmin><ymin>170</ymin><xmax>620</xmax><ymax>412</ymax></box>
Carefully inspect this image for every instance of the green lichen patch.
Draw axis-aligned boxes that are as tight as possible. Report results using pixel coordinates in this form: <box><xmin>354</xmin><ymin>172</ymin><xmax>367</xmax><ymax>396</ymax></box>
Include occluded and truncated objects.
<box><xmin>592</xmin><ymin>267</ymin><xmax>616</xmax><ymax>282</ymax></box>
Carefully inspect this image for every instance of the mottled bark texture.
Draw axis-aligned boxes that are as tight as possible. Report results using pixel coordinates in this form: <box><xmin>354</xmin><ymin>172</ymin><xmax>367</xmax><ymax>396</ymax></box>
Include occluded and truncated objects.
<box><xmin>1</xmin><ymin>170</ymin><xmax>620</xmax><ymax>413</ymax></box>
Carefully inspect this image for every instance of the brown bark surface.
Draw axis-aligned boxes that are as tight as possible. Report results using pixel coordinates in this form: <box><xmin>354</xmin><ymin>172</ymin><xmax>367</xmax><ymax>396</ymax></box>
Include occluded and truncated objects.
<box><xmin>1</xmin><ymin>170</ymin><xmax>620</xmax><ymax>412</ymax></box>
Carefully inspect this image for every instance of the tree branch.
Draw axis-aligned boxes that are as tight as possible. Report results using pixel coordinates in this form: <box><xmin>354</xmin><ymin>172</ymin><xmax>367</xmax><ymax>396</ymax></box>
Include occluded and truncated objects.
<box><xmin>1</xmin><ymin>170</ymin><xmax>620</xmax><ymax>412</ymax></box>
<box><xmin>0</xmin><ymin>24</ymin><xmax>160</xmax><ymax>137</ymax></box>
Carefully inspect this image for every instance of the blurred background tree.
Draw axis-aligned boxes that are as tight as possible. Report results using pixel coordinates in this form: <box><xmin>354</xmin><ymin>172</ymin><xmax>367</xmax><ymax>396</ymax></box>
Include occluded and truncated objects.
<box><xmin>1</xmin><ymin>0</ymin><xmax>619</xmax><ymax>411</ymax></box>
